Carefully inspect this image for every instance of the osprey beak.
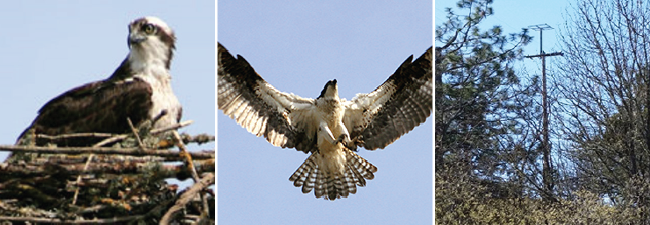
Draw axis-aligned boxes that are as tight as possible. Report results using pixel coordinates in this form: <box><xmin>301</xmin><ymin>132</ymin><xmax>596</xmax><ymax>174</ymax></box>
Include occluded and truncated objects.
<box><xmin>318</xmin><ymin>79</ymin><xmax>339</xmax><ymax>99</ymax></box>
<box><xmin>128</xmin><ymin>33</ymin><xmax>147</xmax><ymax>47</ymax></box>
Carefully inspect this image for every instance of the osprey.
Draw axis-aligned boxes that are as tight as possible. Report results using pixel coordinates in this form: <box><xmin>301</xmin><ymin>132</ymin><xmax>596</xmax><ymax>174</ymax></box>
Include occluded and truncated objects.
<box><xmin>218</xmin><ymin>43</ymin><xmax>432</xmax><ymax>200</ymax></box>
<box><xmin>15</xmin><ymin>16</ymin><xmax>182</xmax><ymax>147</ymax></box>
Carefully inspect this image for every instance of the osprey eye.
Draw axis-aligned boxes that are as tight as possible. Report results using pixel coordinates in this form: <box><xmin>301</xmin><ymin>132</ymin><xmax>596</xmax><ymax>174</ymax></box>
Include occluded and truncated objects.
<box><xmin>143</xmin><ymin>24</ymin><xmax>156</xmax><ymax>34</ymax></box>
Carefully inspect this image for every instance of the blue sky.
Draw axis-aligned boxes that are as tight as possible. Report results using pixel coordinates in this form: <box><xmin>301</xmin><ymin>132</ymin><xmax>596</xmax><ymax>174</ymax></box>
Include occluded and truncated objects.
<box><xmin>218</xmin><ymin>0</ymin><xmax>432</xmax><ymax>224</ymax></box>
<box><xmin>0</xmin><ymin>2</ymin><xmax>215</xmax><ymax>180</ymax></box>
<box><xmin>436</xmin><ymin>0</ymin><xmax>569</xmax><ymax>77</ymax></box>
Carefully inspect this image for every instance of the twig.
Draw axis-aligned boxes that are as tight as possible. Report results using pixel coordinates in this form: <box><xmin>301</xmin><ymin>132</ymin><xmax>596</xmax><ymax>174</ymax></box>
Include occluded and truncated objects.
<box><xmin>29</xmin><ymin>120</ymin><xmax>202</xmax><ymax>148</ymax></box>
<box><xmin>92</xmin><ymin>135</ymin><xmax>127</xmax><ymax>147</ymax></box>
<box><xmin>73</xmin><ymin>132</ymin><xmax>115</xmax><ymax>205</ymax></box>
<box><xmin>72</xmin><ymin>152</ymin><xmax>94</xmax><ymax>205</ymax></box>
<box><xmin>0</xmin><ymin>145</ymin><xmax>214</xmax><ymax>160</ymax></box>
<box><xmin>0</xmin><ymin>215</ymin><xmax>146</xmax><ymax>224</ymax></box>
<box><xmin>0</xmin><ymin>160</ymin><xmax>213</xmax><ymax>182</ymax></box>
<box><xmin>87</xmin><ymin>120</ymin><xmax>194</xmax><ymax>147</ymax></box>
<box><xmin>152</xmin><ymin>109</ymin><xmax>169</xmax><ymax>124</ymax></box>
<box><xmin>160</xmin><ymin>173</ymin><xmax>214</xmax><ymax>224</ymax></box>
<box><xmin>152</xmin><ymin>120</ymin><xmax>194</xmax><ymax>135</ymax></box>
<box><xmin>33</xmin><ymin>120</ymin><xmax>192</xmax><ymax>144</ymax></box>
<box><xmin>37</xmin><ymin>132</ymin><xmax>114</xmax><ymax>140</ymax></box>
<box><xmin>127</xmin><ymin>117</ymin><xmax>146</xmax><ymax>149</ymax></box>
<box><xmin>170</xmin><ymin>130</ymin><xmax>211</xmax><ymax>220</ymax></box>
<box><xmin>180</xmin><ymin>133</ymin><xmax>216</xmax><ymax>145</ymax></box>
<box><xmin>172</xmin><ymin>131</ymin><xmax>200</xmax><ymax>182</ymax></box>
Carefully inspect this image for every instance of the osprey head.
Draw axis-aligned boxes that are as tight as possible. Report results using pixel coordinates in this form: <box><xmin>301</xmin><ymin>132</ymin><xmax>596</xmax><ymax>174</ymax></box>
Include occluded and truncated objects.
<box><xmin>127</xmin><ymin>16</ymin><xmax>176</xmax><ymax>69</ymax></box>
<box><xmin>318</xmin><ymin>79</ymin><xmax>339</xmax><ymax>99</ymax></box>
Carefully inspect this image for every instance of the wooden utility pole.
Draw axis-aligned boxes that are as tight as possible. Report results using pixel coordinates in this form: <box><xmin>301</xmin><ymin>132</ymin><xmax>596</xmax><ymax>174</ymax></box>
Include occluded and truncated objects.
<box><xmin>524</xmin><ymin>24</ymin><xmax>563</xmax><ymax>201</ymax></box>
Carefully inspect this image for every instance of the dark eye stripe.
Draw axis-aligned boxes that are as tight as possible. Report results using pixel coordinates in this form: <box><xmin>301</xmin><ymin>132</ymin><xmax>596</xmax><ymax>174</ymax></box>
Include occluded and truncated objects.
<box><xmin>142</xmin><ymin>24</ymin><xmax>156</xmax><ymax>34</ymax></box>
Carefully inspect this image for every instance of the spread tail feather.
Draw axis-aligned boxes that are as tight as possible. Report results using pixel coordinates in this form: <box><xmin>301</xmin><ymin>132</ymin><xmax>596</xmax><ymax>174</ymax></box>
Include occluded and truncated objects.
<box><xmin>289</xmin><ymin>149</ymin><xmax>377</xmax><ymax>200</ymax></box>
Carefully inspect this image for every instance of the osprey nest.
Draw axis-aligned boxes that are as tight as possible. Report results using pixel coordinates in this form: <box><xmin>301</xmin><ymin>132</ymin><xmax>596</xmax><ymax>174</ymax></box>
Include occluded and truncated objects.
<box><xmin>0</xmin><ymin>120</ymin><xmax>215</xmax><ymax>224</ymax></box>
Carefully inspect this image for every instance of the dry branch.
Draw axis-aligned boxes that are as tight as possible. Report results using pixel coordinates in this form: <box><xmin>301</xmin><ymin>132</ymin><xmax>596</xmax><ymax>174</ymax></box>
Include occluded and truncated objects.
<box><xmin>0</xmin><ymin>122</ymin><xmax>214</xmax><ymax>224</ymax></box>
<box><xmin>0</xmin><ymin>145</ymin><xmax>214</xmax><ymax>160</ymax></box>
<box><xmin>161</xmin><ymin>173</ymin><xmax>215</xmax><ymax>224</ymax></box>
<box><xmin>35</xmin><ymin>120</ymin><xmax>195</xmax><ymax>146</ymax></box>
<box><xmin>170</xmin><ymin>130</ymin><xmax>211</xmax><ymax>220</ymax></box>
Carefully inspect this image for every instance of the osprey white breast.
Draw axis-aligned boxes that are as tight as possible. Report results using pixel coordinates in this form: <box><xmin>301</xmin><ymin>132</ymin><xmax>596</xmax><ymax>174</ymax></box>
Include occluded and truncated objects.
<box><xmin>218</xmin><ymin>42</ymin><xmax>432</xmax><ymax>201</ymax></box>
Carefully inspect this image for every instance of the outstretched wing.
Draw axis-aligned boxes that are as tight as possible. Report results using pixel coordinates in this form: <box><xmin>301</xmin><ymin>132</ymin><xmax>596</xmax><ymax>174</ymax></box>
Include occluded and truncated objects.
<box><xmin>218</xmin><ymin>43</ymin><xmax>318</xmax><ymax>153</ymax></box>
<box><xmin>17</xmin><ymin>78</ymin><xmax>153</xmax><ymax>146</ymax></box>
<box><xmin>343</xmin><ymin>46</ymin><xmax>433</xmax><ymax>150</ymax></box>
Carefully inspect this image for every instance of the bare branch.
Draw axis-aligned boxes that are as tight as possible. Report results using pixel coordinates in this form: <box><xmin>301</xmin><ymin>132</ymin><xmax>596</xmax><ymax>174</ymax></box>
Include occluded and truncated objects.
<box><xmin>0</xmin><ymin>159</ymin><xmax>213</xmax><ymax>179</ymax></box>
<box><xmin>160</xmin><ymin>173</ymin><xmax>215</xmax><ymax>224</ymax></box>
<box><xmin>127</xmin><ymin>117</ymin><xmax>146</xmax><ymax>149</ymax></box>
<box><xmin>170</xmin><ymin>130</ymin><xmax>211</xmax><ymax>218</ymax></box>
<box><xmin>0</xmin><ymin>145</ymin><xmax>214</xmax><ymax>160</ymax></box>
<box><xmin>0</xmin><ymin>215</ymin><xmax>146</xmax><ymax>224</ymax></box>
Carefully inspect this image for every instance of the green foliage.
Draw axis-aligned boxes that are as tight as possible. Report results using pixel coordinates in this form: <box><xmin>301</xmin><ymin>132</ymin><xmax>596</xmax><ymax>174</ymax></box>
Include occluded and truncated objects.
<box><xmin>436</xmin><ymin>0</ymin><xmax>539</xmax><ymax>195</ymax></box>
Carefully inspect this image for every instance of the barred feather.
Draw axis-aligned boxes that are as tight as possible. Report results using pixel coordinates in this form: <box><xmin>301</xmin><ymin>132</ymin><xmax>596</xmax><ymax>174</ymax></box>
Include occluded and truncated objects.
<box><xmin>220</xmin><ymin>43</ymin><xmax>432</xmax><ymax>201</ymax></box>
<box><xmin>289</xmin><ymin>149</ymin><xmax>376</xmax><ymax>200</ymax></box>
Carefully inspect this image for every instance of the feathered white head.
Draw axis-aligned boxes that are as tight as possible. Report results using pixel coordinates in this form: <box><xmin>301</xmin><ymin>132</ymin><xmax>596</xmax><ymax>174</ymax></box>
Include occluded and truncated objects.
<box><xmin>127</xmin><ymin>16</ymin><xmax>176</xmax><ymax>70</ymax></box>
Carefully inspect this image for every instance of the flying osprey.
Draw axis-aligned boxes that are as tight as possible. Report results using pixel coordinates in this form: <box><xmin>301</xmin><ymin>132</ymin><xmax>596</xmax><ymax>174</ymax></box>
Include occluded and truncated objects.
<box><xmin>15</xmin><ymin>16</ymin><xmax>182</xmax><ymax>148</ymax></box>
<box><xmin>218</xmin><ymin>43</ymin><xmax>432</xmax><ymax>200</ymax></box>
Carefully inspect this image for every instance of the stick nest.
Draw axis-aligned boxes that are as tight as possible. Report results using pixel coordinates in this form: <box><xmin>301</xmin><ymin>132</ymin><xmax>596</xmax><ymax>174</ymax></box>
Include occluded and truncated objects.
<box><xmin>0</xmin><ymin>120</ymin><xmax>215</xmax><ymax>224</ymax></box>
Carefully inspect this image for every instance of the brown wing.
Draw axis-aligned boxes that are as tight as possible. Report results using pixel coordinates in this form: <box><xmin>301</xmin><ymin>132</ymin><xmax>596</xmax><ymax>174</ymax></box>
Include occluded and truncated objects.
<box><xmin>343</xmin><ymin>46</ymin><xmax>433</xmax><ymax>150</ymax></box>
<box><xmin>218</xmin><ymin>42</ymin><xmax>318</xmax><ymax>153</ymax></box>
<box><xmin>17</xmin><ymin>78</ymin><xmax>153</xmax><ymax>146</ymax></box>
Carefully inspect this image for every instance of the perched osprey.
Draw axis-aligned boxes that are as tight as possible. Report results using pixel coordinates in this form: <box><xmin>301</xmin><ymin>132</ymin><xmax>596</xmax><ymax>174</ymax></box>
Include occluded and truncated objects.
<box><xmin>15</xmin><ymin>16</ymin><xmax>182</xmax><ymax>148</ymax></box>
<box><xmin>218</xmin><ymin>43</ymin><xmax>432</xmax><ymax>200</ymax></box>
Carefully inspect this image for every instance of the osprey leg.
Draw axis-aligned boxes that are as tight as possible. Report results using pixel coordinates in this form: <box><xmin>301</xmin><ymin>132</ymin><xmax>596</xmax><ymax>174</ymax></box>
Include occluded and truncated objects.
<box><xmin>317</xmin><ymin>121</ymin><xmax>355</xmax><ymax>150</ymax></box>
<box><xmin>335</xmin><ymin>120</ymin><xmax>356</xmax><ymax>151</ymax></box>
<box><xmin>317</xmin><ymin>122</ymin><xmax>338</xmax><ymax>146</ymax></box>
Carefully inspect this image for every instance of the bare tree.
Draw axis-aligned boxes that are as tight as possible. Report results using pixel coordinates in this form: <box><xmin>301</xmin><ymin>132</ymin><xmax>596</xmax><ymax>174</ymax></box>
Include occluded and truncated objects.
<box><xmin>555</xmin><ymin>0</ymin><xmax>650</xmax><ymax>215</ymax></box>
